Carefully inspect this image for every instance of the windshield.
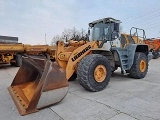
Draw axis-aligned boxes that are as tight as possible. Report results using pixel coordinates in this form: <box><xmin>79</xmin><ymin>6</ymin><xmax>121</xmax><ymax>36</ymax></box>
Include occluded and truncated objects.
<box><xmin>90</xmin><ymin>23</ymin><xmax>110</xmax><ymax>41</ymax></box>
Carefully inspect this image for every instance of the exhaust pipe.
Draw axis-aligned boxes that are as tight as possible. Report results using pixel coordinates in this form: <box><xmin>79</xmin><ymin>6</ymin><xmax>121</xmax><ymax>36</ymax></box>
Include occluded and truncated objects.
<box><xmin>8</xmin><ymin>56</ymin><xmax>68</xmax><ymax>115</ymax></box>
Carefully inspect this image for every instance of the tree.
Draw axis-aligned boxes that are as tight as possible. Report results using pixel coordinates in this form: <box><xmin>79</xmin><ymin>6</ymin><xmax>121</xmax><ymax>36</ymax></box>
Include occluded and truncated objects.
<box><xmin>51</xmin><ymin>27</ymin><xmax>87</xmax><ymax>45</ymax></box>
<box><xmin>51</xmin><ymin>34</ymin><xmax>61</xmax><ymax>45</ymax></box>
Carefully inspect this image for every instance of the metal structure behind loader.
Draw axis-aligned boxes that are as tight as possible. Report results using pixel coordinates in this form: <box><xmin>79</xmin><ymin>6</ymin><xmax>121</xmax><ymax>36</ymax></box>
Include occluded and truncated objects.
<box><xmin>144</xmin><ymin>38</ymin><xmax>160</xmax><ymax>59</ymax></box>
<box><xmin>8</xmin><ymin>56</ymin><xmax>68</xmax><ymax>115</ymax></box>
<box><xmin>0</xmin><ymin>43</ymin><xmax>56</xmax><ymax>66</ymax></box>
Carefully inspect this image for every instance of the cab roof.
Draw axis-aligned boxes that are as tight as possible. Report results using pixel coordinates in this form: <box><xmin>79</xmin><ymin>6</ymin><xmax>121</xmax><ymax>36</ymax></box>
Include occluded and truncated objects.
<box><xmin>89</xmin><ymin>17</ymin><xmax>121</xmax><ymax>27</ymax></box>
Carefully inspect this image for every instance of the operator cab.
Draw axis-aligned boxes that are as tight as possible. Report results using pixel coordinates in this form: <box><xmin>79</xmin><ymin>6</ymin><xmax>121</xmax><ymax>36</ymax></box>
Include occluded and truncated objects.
<box><xmin>88</xmin><ymin>17</ymin><xmax>121</xmax><ymax>41</ymax></box>
<box><xmin>88</xmin><ymin>17</ymin><xmax>121</xmax><ymax>49</ymax></box>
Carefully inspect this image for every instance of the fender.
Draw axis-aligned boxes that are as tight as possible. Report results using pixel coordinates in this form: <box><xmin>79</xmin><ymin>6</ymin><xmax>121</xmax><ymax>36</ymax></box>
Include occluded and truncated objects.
<box><xmin>91</xmin><ymin>48</ymin><xmax>115</xmax><ymax>68</ymax></box>
<box><xmin>126</xmin><ymin>44</ymin><xmax>149</xmax><ymax>69</ymax></box>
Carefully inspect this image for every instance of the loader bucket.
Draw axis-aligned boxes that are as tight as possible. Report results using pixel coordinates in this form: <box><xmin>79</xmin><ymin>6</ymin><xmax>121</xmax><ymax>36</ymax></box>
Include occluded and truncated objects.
<box><xmin>8</xmin><ymin>56</ymin><xmax>68</xmax><ymax>115</ymax></box>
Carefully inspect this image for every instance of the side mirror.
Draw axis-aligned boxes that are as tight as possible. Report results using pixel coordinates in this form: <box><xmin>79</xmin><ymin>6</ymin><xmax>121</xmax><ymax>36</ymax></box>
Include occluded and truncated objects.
<box><xmin>112</xmin><ymin>32</ymin><xmax>119</xmax><ymax>40</ymax></box>
<box><xmin>114</xmin><ymin>23</ymin><xmax>119</xmax><ymax>32</ymax></box>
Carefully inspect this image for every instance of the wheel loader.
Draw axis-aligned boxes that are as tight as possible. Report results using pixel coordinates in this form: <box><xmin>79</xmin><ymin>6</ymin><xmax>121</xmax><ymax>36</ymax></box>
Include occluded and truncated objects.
<box><xmin>8</xmin><ymin>17</ymin><xmax>152</xmax><ymax>115</ymax></box>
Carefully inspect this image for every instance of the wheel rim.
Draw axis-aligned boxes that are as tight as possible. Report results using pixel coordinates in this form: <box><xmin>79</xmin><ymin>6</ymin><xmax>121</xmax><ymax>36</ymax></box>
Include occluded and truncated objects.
<box><xmin>94</xmin><ymin>65</ymin><xmax>107</xmax><ymax>82</ymax></box>
<box><xmin>139</xmin><ymin>60</ymin><xmax>146</xmax><ymax>72</ymax></box>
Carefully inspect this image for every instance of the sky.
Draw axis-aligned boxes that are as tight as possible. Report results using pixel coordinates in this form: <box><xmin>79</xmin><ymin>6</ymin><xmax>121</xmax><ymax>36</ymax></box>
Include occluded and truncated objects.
<box><xmin>0</xmin><ymin>0</ymin><xmax>160</xmax><ymax>45</ymax></box>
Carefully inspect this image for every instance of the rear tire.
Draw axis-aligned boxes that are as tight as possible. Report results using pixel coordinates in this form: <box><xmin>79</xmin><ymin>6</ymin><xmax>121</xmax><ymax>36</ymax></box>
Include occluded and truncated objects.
<box><xmin>15</xmin><ymin>54</ymin><xmax>22</xmax><ymax>67</ymax></box>
<box><xmin>153</xmin><ymin>51</ymin><xmax>159</xmax><ymax>59</ymax></box>
<box><xmin>128</xmin><ymin>52</ymin><xmax>148</xmax><ymax>79</ymax></box>
<box><xmin>77</xmin><ymin>54</ymin><xmax>111</xmax><ymax>92</ymax></box>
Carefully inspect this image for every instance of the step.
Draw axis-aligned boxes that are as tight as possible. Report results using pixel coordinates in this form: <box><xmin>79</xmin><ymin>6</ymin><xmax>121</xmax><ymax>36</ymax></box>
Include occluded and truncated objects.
<box><xmin>121</xmin><ymin>58</ymin><xmax>128</xmax><ymax>61</ymax></box>
<box><xmin>123</xmin><ymin>63</ymin><xmax>128</xmax><ymax>66</ymax></box>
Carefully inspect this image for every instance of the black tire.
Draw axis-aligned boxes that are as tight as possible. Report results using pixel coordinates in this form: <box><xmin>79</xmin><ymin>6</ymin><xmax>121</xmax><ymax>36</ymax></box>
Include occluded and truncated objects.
<box><xmin>10</xmin><ymin>62</ymin><xmax>15</xmax><ymax>66</ymax></box>
<box><xmin>68</xmin><ymin>73</ymin><xmax>77</xmax><ymax>81</ymax></box>
<box><xmin>77</xmin><ymin>54</ymin><xmax>111</xmax><ymax>92</ymax></box>
<box><xmin>15</xmin><ymin>54</ymin><xmax>22</xmax><ymax>67</ymax></box>
<box><xmin>153</xmin><ymin>51</ymin><xmax>159</xmax><ymax>59</ymax></box>
<box><xmin>128</xmin><ymin>52</ymin><xmax>148</xmax><ymax>79</ymax></box>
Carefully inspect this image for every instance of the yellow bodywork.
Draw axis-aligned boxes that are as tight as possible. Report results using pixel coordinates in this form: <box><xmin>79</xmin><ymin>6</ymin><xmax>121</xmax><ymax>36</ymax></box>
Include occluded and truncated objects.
<box><xmin>0</xmin><ymin>43</ymin><xmax>24</xmax><ymax>64</ymax></box>
<box><xmin>121</xmin><ymin>33</ymin><xmax>144</xmax><ymax>48</ymax></box>
<box><xmin>0</xmin><ymin>43</ymin><xmax>56</xmax><ymax>65</ymax></box>
<box><xmin>55</xmin><ymin>40</ymin><xmax>99</xmax><ymax>80</ymax></box>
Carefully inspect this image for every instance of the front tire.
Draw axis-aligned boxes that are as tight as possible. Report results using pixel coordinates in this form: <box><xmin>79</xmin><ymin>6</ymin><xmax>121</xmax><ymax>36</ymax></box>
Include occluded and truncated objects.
<box><xmin>128</xmin><ymin>52</ymin><xmax>148</xmax><ymax>79</ymax></box>
<box><xmin>77</xmin><ymin>54</ymin><xmax>111</xmax><ymax>92</ymax></box>
<box><xmin>15</xmin><ymin>54</ymin><xmax>22</xmax><ymax>67</ymax></box>
<box><xmin>68</xmin><ymin>73</ymin><xmax>77</xmax><ymax>81</ymax></box>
